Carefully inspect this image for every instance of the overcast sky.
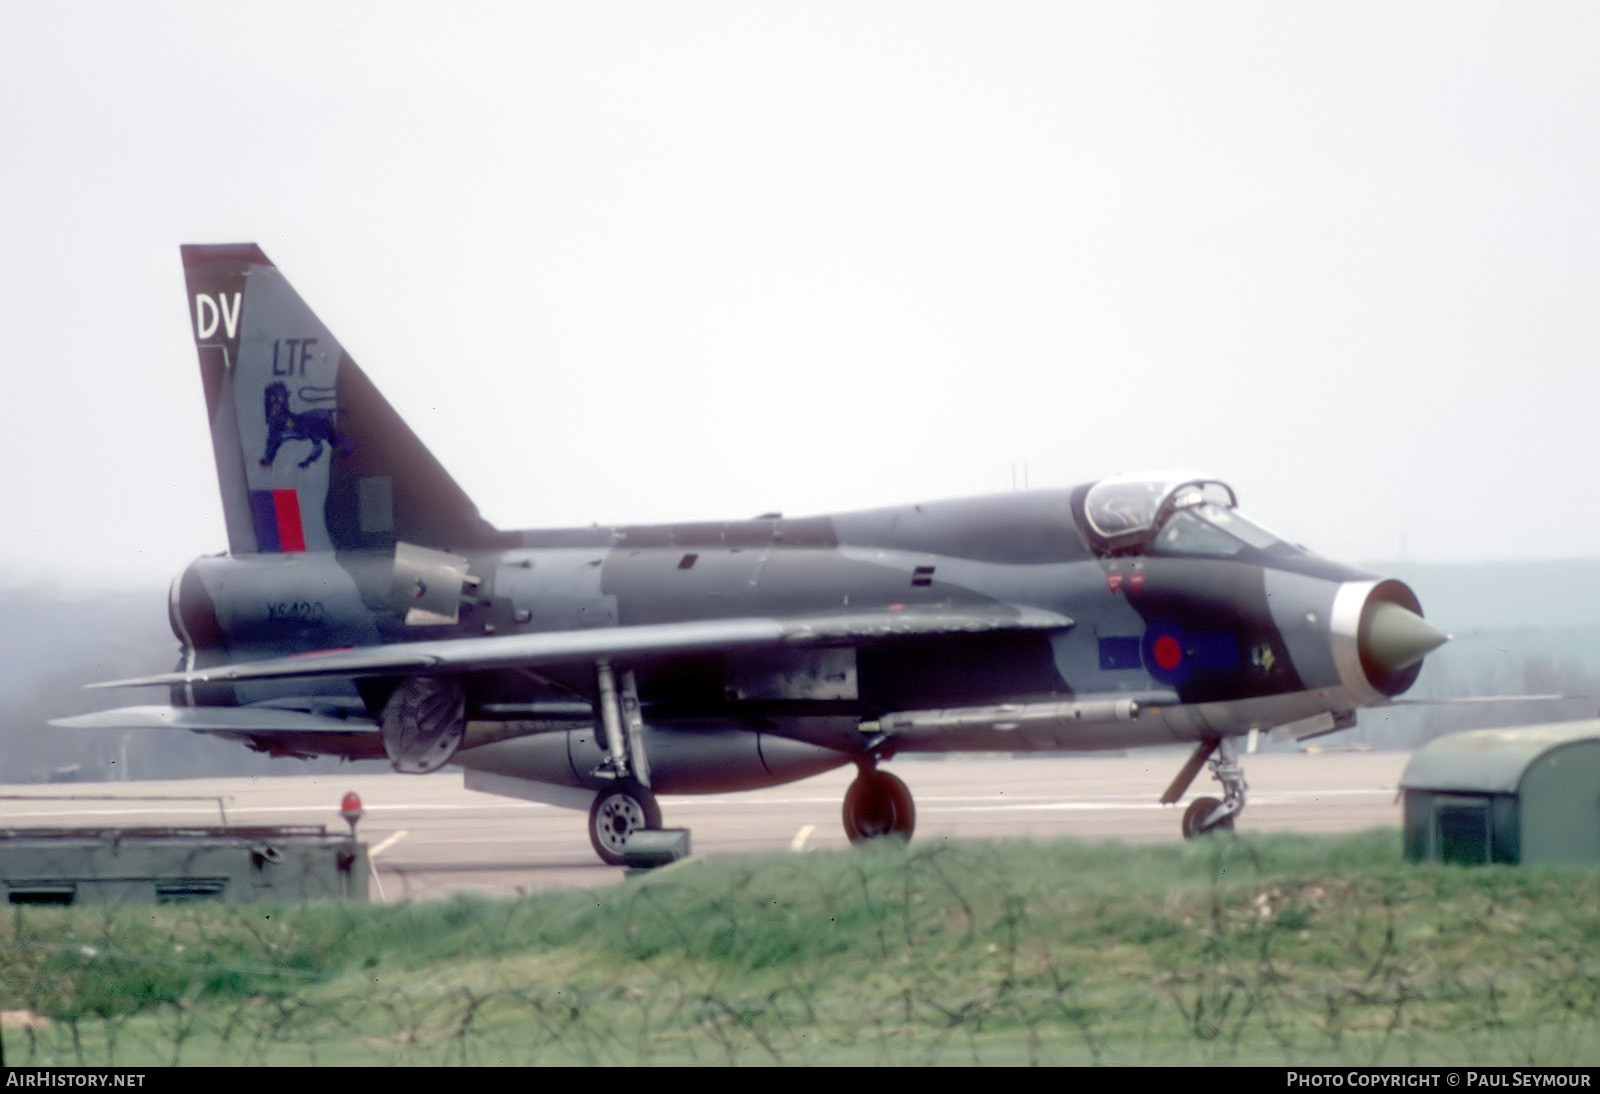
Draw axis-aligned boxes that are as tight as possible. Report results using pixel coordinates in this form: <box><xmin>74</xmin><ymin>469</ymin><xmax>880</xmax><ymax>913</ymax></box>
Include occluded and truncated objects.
<box><xmin>3</xmin><ymin>3</ymin><xmax>1598</xmax><ymax>588</ymax></box>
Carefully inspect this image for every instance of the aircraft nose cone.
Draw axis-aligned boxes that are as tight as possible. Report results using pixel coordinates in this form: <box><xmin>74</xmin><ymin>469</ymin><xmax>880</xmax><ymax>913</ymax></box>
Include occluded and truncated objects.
<box><xmin>1361</xmin><ymin>601</ymin><xmax>1449</xmax><ymax>674</ymax></box>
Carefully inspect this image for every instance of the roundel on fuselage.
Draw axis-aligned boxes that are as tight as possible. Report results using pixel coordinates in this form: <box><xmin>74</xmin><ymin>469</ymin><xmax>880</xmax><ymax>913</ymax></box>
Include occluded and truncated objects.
<box><xmin>1140</xmin><ymin>621</ymin><xmax>1241</xmax><ymax>688</ymax></box>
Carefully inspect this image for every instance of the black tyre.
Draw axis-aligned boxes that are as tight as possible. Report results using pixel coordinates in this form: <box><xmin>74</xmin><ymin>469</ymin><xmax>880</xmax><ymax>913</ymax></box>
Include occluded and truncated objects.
<box><xmin>1182</xmin><ymin>796</ymin><xmax>1234</xmax><ymax>839</ymax></box>
<box><xmin>843</xmin><ymin>770</ymin><xmax>916</xmax><ymax>844</ymax></box>
<box><xmin>588</xmin><ymin>782</ymin><xmax>663</xmax><ymax>866</ymax></box>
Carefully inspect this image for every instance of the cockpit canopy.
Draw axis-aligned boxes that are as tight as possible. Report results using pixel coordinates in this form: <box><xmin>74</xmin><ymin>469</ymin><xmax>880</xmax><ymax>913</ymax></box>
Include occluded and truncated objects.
<box><xmin>1082</xmin><ymin>471</ymin><xmax>1289</xmax><ymax>558</ymax></box>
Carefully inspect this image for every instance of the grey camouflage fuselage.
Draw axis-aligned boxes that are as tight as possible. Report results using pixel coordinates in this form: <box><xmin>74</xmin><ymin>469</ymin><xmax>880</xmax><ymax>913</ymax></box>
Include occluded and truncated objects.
<box><xmin>169</xmin><ymin>488</ymin><xmax>1412</xmax><ymax>782</ymax></box>
<box><xmin>65</xmin><ymin>244</ymin><xmax>1446</xmax><ymax>856</ymax></box>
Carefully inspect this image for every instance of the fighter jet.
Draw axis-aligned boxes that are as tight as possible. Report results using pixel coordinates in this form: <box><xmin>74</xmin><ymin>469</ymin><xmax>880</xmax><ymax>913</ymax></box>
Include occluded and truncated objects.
<box><xmin>59</xmin><ymin>243</ymin><xmax>1449</xmax><ymax>865</ymax></box>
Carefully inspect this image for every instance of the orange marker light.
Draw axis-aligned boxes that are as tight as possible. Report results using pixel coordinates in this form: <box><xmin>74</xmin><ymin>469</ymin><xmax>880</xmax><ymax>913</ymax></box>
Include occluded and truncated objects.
<box><xmin>340</xmin><ymin>791</ymin><xmax>364</xmax><ymax>835</ymax></box>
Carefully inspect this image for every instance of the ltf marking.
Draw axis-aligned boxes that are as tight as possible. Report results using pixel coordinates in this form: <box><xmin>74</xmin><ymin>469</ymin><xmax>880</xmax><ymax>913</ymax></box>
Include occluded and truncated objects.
<box><xmin>193</xmin><ymin>293</ymin><xmax>242</xmax><ymax>340</ymax></box>
<box><xmin>271</xmin><ymin>338</ymin><xmax>320</xmax><ymax>376</ymax></box>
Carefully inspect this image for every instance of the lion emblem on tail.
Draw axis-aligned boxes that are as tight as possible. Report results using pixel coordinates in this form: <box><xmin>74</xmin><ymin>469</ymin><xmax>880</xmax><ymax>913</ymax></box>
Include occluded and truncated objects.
<box><xmin>260</xmin><ymin>382</ymin><xmax>351</xmax><ymax>468</ymax></box>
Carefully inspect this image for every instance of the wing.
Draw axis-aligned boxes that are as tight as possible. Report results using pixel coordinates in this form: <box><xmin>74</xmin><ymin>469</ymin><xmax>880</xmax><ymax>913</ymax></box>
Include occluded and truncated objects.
<box><xmin>52</xmin><ymin>706</ymin><xmax>374</xmax><ymax>732</ymax></box>
<box><xmin>49</xmin><ymin>705</ymin><xmax>386</xmax><ymax>760</ymax></box>
<box><xmin>88</xmin><ymin>606</ymin><xmax>1074</xmax><ymax>689</ymax></box>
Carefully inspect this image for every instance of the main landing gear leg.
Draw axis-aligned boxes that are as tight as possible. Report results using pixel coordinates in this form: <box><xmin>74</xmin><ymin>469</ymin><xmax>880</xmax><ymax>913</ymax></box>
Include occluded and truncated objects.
<box><xmin>1171</xmin><ymin>736</ymin><xmax>1248</xmax><ymax>840</ymax></box>
<box><xmin>842</xmin><ymin>761</ymin><xmax>916</xmax><ymax>845</ymax></box>
<box><xmin>587</xmin><ymin>660</ymin><xmax>663</xmax><ymax>866</ymax></box>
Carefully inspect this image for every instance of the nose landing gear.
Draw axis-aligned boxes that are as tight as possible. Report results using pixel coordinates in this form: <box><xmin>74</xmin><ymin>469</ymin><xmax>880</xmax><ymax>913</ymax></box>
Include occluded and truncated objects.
<box><xmin>1165</xmin><ymin>736</ymin><xmax>1248</xmax><ymax>839</ymax></box>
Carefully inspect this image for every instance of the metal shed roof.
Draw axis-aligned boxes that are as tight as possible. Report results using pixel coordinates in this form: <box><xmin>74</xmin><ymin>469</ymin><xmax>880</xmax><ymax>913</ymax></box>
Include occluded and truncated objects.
<box><xmin>1400</xmin><ymin>720</ymin><xmax>1600</xmax><ymax>795</ymax></box>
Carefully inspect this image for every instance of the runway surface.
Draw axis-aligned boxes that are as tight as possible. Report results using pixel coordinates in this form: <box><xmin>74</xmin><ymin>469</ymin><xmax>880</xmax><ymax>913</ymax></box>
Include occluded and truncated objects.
<box><xmin>0</xmin><ymin>749</ymin><xmax>1410</xmax><ymax>900</ymax></box>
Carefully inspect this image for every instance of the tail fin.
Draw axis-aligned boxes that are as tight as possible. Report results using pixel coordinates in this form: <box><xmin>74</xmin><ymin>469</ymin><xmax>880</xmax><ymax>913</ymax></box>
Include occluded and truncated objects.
<box><xmin>181</xmin><ymin>244</ymin><xmax>505</xmax><ymax>555</ymax></box>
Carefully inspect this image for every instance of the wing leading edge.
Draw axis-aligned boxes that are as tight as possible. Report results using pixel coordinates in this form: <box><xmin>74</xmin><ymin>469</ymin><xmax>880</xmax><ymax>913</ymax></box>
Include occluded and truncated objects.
<box><xmin>89</xmin><ymin>606</ymin><xmax>1074</xmax><ymax>690</ymax></box>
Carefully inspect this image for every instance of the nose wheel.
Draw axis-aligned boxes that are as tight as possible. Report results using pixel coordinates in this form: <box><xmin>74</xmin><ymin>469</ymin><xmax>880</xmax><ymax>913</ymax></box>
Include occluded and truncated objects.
<box><xmin>1182</xmin><ymin>796</ymin><xmax>1235</xmax><ymax>838</ymax></box>
<box><xmin>843</xmin><ymin>768</ymin><xmax>916</xmax><ymax>844</ymax></box>
<box><xmin>588</xmin><ymin>781</ymin><xmax>662</xmax><ymax>866</ymax></box>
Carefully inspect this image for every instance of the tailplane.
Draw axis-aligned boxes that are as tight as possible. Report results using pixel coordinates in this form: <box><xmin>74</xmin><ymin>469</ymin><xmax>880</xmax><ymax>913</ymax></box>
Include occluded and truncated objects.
<box><xmin>181</xmin><ymin>244</ymin><xmax>504</xmax><ymax>554</ymax></box>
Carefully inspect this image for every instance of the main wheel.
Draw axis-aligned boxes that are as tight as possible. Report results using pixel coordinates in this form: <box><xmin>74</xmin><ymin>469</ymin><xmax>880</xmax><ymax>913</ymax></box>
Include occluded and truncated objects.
<box><xmin>843</xmin><ymin>770</ymin><xmax>916</xmax><ymax>844</ymax></box>
<box><xmin>1182</xmin><ymin>796</ymin><xmax>1234</xmax><ymax>839</ymax></box>
<box><xmin>589</xmin><ymin>782</ymin><xmax>663</xmax><ymax>866</ymax></box>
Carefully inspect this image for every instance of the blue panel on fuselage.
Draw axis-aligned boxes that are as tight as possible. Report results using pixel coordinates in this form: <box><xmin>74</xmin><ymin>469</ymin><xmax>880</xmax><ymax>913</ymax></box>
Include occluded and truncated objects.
<box><xmin>1098</xmin><ymin>636</ymin><xmax>1143</xmax><ymax>671</ymax></box>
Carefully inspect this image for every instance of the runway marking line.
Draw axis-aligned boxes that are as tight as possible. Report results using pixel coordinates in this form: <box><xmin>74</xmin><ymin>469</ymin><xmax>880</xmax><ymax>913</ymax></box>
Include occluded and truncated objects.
<box><xmin>368</xmin><ymin>830</ymin><xmax>408</xmax><ymax>858</ymax></box>
<box><xmin>790</xmin><ymin>824</ymin><xmax>815</xmax><ymax>852</ymax></box>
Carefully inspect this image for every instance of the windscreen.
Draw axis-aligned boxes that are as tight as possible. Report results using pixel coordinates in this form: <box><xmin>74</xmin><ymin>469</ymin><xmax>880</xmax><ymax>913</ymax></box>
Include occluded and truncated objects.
<box><xmin>1150</xmin><ymin>502</ymin><xmax>1285</xmax><ymax>558</ymax></box>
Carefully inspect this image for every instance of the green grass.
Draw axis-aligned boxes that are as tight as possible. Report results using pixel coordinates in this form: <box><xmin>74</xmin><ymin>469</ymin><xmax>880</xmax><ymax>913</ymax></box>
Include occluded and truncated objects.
<box><xmin>4</xmin><ymin>831</ymin><xmax>1600</xmax><ymax>1065</ymax></box>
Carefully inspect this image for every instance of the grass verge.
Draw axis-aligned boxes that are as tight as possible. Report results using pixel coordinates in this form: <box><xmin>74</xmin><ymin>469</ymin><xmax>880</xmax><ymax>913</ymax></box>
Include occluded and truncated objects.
<box><xmin>3</xmin><ymin>830</ymin><xmax>1599</xmax><ymax>1065</ymax></box>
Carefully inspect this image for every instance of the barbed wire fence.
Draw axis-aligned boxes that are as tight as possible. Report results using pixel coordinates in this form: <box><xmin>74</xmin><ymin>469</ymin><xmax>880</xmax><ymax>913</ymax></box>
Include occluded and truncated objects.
<box><xmin>3</xmin><ymin>840</ymin><xmax>1600</xmax><ymax>1066</ymax></box>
